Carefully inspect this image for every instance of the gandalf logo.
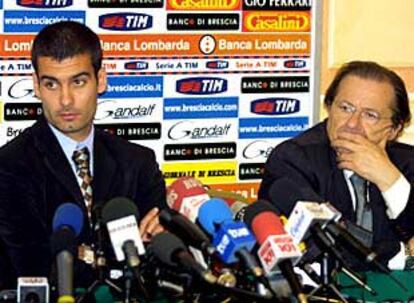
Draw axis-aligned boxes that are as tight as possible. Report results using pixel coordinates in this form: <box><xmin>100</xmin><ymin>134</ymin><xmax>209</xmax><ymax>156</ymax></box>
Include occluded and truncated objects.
<box><xmin>8</xmin><ymin>78</ymin><xmax>34</xmax><ymax>100</ymax></box>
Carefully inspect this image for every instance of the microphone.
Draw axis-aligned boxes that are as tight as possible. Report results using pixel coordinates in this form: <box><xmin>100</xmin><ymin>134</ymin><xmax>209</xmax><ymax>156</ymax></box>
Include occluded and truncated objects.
<box><xmin>151</xmin><ymin>232</ymin><xmax>217</xmax><ymax>284</ymax></box>
<box><xmin>197</xmin><ymin>198</ymin><xmax>263</xmax><ymax>278</ymax></box>
<box><xmin>167</xmin><ymin>177</ymin><xmax>210</xmax><ymax>222</ymax></box>
<box><xmin>101</xmin><ymin>197</ymin><xmax>149</xmax><ymax>300</ymax></box>
<box><xmin>51</xmin><ymin>203</ymin><xmax>84</xmax><ymax>303</ymax></box>
<box><xmin>286</xmin><ymin>201</ymin><xmax>389</xmax><ymax>274</ymax></box>
<box><xmin>285</xmin><ymin>201</ymin><xmax>381</xmax><ymax>295</ymax></box>
<box><xmin>159</xmin><ymin>208</ymin><xmax>215</xmax><ymax>256</ymax></box>
<box><xmin>101</xmin><ymin>197</ymin><xmax>145</xmax><ymax>261</ymax></box>
<box><xmin>243</xmin><ymin>200</ymin><xmax>307</xmax><ymax>303</ymax></box>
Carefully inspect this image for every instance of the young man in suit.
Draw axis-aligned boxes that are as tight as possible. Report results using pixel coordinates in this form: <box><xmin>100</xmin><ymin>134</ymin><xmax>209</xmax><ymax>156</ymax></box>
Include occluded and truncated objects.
<box><xmin>0</xmin><ymin>21</ymin><xmax>166</xmax><ymax>288</ymax></box>
<box><xmin>259</xmin><ymin>61</ymin><xmax>414</xmax><ymax>269</ymax></box>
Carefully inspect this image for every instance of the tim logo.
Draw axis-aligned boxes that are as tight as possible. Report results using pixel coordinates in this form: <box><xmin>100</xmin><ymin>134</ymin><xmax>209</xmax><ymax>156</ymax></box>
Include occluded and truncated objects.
<box><xmin>99</xmin><ymin>13</ymin><xmax>153</xmax><ymax>31</ymax></box>
<box><xmin>251</xmin><ymin>98</ymin><xmax>300</xmax><ymax>115</ymax></box>
<box><xmin>176</xmin><ymin>77</ymin><xmax>227</xmax><ymax>95</ymax></box>
<box><xmin>206</xmin><ymin>60</ymin><xmax>229</xmax><ymax>69</ymax></box>
<box><xmin>284</xmin><ymin>59</ymin><xmax>306</xmax><ymax>69</ymax></box>
<box><xmin>17</xmin><ymin>0</ymin><xmax>73</xmax><ymax>8</ymax></box>
<box><xmin>124</xmin><ymin>61</ymin><xmax>149</xmax><ymax>70</ymax></box>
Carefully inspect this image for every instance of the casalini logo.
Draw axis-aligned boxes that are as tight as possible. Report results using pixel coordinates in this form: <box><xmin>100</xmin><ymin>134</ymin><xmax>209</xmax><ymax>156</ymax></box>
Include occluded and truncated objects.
<box><xmin>176</xmin><ymin>77</ymin><xmax>227</xmax><ymax>95</ymax></box>
<box><xmin>4</xmin><ymin>102</ymin><xmax>43</xmax><ymax>121</ymax></box>
<box><xmin>17</xmin><ymin>0</ymin><xmax>73</xmax><ymax>8</ymax></box>
<box><xmin>99</xmin><ymin>13</ymin><xmax>153</xmax><ymax>31</ymax></box>
<box><xmin>95</xmin><ymin>100</ymin><xmax>156</xmax><ymax>122</ymax></box>
<box><xmin>250</xmin><ymin>98</ymin><xmax>300</xmax><ymax>115</ymax></box>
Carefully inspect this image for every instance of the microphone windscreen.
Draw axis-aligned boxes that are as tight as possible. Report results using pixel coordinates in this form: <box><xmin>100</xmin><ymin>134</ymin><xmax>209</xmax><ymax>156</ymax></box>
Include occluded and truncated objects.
<box><xmin>197</xmin><ymin>198</ymin><xmax>233</xmax><ymax>235</ymax></box>
<box><xmin>52</xmin><ymin>203</ymin><xmax>84</xmax><ymax>236</ymax></box>
<box><xmin>101</xmin><ymin>197</ymin><xmax>140</xmax><ymax>223</ymax></box>
<box><xmin>167</xmin><ymin>177</ymin><xmax>208</xmax><ymax>210</ymax></box>
<box><xmin>243</xmin><ymin>199</ymin><xmax>280</xmax><ymax>227</ymax></box>
<box><xmin>50</xmin><ymin>226</ymin><xmax>77</xmax><ymax>256</ymax></box>
<box><xmin>151</xmin><ymin>232</ymin><xmax>186</xmax><ymax>266</ymax></box>
<box><xmin>251</xmin><ymin>211</ymin><xmax>285</xmax><ymax>245</ymax></box>
<box><xmin>159</xmin><ymin>208</ymin><xmax>210</xmax><ymax>245</ymax></box>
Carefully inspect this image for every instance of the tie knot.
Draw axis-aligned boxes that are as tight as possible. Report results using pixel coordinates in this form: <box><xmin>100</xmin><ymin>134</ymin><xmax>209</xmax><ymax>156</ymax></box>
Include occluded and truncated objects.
<box><xmin>72</xmin><ymin>147</ymin><xmax>90</xmax><ymax>170</ymax></box>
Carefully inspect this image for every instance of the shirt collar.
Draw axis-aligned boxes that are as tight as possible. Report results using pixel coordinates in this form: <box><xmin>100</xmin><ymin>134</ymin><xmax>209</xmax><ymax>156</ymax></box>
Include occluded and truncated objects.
<box><xmin>48</xmin><ymin>123</ymin><xmax>94</xmax><ymax>169</ymax></box>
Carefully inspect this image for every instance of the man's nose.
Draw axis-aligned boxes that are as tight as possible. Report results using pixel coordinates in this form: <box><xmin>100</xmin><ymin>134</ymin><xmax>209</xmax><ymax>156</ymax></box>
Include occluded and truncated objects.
<box><xmin>345</xmin><ymin>111</ymin><xmax>363</xmax><ymax>128</ymax></box>
<box><xmin>60</xmin><ymin>85</ymin><xmax>74</xmax><ymax>107</ymax></box>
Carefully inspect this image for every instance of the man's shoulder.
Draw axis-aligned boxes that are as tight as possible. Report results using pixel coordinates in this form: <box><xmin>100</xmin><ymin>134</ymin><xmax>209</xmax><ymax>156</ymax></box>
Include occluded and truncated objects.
<box><xmin>0</xmin><ymin>124</ymin><xmax>36</xmax><ymax>160</ymax></box>
<box><xmin>278</xmin><ymin>121</ymin><xmax>329</xmax><ymax>151</ymax></box>
<box><xmin>388</xmin><ymin>140</ymin><xmax>414</xmax><ymax>159</ymax></box>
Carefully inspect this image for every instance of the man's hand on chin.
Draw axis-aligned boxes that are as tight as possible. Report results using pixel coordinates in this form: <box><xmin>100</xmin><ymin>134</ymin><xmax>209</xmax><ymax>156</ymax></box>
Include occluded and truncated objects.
<box><xmin>332</xmin><ymin>132</ymin><xmax>400</xmax><ymax>191</ymax></box>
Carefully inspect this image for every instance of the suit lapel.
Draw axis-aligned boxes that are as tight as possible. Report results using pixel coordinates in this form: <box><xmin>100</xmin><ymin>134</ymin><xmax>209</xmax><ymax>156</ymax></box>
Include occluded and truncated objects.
<box><xmin>93</xmin><ymin>131</ymin><xmax>118</xmax><ymax>208</ymax></box>
<box><xmin>32</xmin><ymin>119</ymin><xmax>85</xmax><ymax>206</ymax></box>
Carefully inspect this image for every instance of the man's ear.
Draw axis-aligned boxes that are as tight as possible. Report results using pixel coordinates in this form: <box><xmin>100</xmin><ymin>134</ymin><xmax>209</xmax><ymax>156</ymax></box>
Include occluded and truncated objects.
<box><xmin>32</xmin><ymin>72</ymin><xmax>40</xmax><ymax>98</ymax></box>
<box><xmin>97</xmin><ymin>67</ymin><xmax>107</xmax><ymax>94</ymax></box>
<box><xmin>388</xmin><ymin>123</ymin><xmax>403</xmax><ymax>141</ymax></box>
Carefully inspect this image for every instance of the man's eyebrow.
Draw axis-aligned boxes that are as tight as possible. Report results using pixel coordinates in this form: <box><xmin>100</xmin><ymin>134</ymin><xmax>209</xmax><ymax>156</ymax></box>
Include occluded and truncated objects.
<box><xmin>39</xmin><ymin>72</ymin><xmax>91</xmax><ymax>82</ymax></box>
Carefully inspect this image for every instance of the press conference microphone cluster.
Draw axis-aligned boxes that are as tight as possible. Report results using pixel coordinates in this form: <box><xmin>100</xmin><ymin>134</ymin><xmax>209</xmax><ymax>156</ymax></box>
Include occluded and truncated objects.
<box><xmin>197</xmin><ymin>198</ymin><xmax>264</xmax><ymax>279</ymax></box>
<box><xmin>51</xmin><ymin>203</ymin><xmax>84</xmax><ymax>303</ymax></box>
<box><xmin>167</xmin><ymin>177</ymin><xmax>265</xmax><ymax>279</ymax></box>
<box><xmin>164</xmin><ymin>177</ymin><xmax>282</xmax><ymax>300</ymax></box>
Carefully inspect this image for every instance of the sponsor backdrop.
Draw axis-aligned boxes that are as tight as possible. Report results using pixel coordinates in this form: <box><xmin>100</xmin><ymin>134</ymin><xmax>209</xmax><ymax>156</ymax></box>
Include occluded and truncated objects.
<box><xmin>0</xmin><ymin>0</ymin><xmax>317</xmax><ymax>202</ymax></box>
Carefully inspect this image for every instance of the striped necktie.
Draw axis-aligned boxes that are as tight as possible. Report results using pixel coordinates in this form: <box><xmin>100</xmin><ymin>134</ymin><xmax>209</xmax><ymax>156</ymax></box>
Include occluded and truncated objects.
<box><xmin>72</xmin><ymin>147</ymin><xmax>93</xmax><ymax>220</ymax></box>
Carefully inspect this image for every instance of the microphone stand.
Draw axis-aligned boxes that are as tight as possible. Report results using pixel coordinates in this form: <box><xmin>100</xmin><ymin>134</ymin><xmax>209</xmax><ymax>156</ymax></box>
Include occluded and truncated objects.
<box><xmin>307</xmin><ymin>253</ymin><xmax>349</xmax><ymax>303</ymax></box>
<box><xmin>76</xmin><ymin>216</ymin><xmax>122</xmax><ymax>303</ymax></box>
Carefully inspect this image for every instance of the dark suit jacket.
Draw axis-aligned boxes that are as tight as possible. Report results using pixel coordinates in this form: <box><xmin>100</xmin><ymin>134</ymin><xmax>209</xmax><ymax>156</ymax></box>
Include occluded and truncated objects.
<box><xmin>259</xmin><ymin>120</ymin><xmax>414</xmax><ymax>265</ymax></box>
<box><xmin>0</xmin><ymin>117</ymin><xmax>166</xmax><ymax>289</ymax></box>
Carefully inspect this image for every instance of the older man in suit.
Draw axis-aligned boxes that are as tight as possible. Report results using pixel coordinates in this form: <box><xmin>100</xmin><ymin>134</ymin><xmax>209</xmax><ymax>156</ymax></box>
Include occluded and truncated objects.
<box><xmin>259</xmin><ymin>61</ymin><xmax>414</xmax><ymax>269</ymax></box>
<box><xmin>0</xmin><ymin>21</ymin><xmax>166</xmax><ymax>288</ymax></box>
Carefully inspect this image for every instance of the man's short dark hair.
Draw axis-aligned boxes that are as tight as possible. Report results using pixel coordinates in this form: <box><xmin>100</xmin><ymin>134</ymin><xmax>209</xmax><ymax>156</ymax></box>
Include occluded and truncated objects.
<box><xmin>324</xmin><ymin>61</ymin><xmax>411</xmax><ymax>129</ymax></box>
<box><xmin>31</xmin><ymin>21</ymin><xmax>102</xmax><ymax>76</ymax></box>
